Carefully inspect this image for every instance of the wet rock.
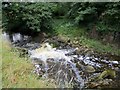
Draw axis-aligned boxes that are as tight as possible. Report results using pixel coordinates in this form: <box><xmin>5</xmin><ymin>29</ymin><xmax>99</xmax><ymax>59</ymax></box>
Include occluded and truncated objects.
<box><xmin>76</xmin><ymin>62</ymin><xmax>82</xmax><ymax>70</ymax></box>
<box><xmin>76</xmin><ymin>61</ymin><xmax>95</xmax><ymax>73</ymax></box>
<box><xmin>98</xmin><ymin>79</ymin><xmax>114</xmax><ymax>88</ymax></box>
<box><xmin>87</xmin><ymin>82</ymin><xmax>99</xmax><ymax>88</ymax></box>
<box><xmin>75</xmin><ymin>48</ymin><xmax>85</xmax><ymax>55</ymax></box>
<box><xmin>99</xmin><ymin>79</ymin><xmax>112</xmax><ymax>85</ymax></box>
<box><xmin>33</xmin><ymin>64</ymin><xmax>45</xmax><ymax>77</ymax></box>
<box><xmin>58</xmin><ymin>35</ymin><xmax>70</xmax><ymax>43</ymax></box>
<box><xmin>106</xmin><ymin>54</ymin><xmax>120</xmax><ymax>61</ymax></box>
<box><xmin>75</xmin><ymin>49</ymin><xmax>81</xmax><ymax>55</ymax></box>
<box><xmin>98</xmin><ymin>69</ymin><xmax>116</xmax><ymax>80</ymax></box>
<box><xmin>84</xmin><ymin>65</ymin><xmax>95</xmax><ymax>73</ymax></box>
<box><xmin>46</xmin><ymin>58</ymin><xmax>56</xmax><ymax>67</ymax></box>
<box><xmin>87</xmin><ymin>78</ymin><xmax>116</xmax><ymax>88</ymax></box>
<box><xmin>110</xmin><ymin>61</ymin><xmax>119</xmax><ymax>65</ymax></box>
<box><xmin>31</xmin><ymin>58</ymin><xmax>43</xmax><ymax>65</ymax></box>
<box><xmin>72</xmin><ymin>40</ymin><xmax>79</xmax><ymax>45</ymax></box>
<box><xmin>88</xmin><ymin>73</ymin><xmax>101</xmax><ymax>82</ymax></box>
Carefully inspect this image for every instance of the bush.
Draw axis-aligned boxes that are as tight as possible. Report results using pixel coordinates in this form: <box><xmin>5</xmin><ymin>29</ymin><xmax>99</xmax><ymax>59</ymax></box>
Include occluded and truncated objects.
<box><xmin>2</xmin><ymin>2</ymin><xmax>54</xmax><ymax>33</ymax></box>
<box><xmin>68</xmin><ymin>2</ymin><xmax>120</xmax><ymax>33</ymax></box>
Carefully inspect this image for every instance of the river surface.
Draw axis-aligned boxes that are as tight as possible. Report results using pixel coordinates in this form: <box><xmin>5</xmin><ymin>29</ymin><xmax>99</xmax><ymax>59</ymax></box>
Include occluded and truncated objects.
<box><xmin>2</xmin><ymin>32</ymin><xmax>120</xmax><ymax>88</ymax></box>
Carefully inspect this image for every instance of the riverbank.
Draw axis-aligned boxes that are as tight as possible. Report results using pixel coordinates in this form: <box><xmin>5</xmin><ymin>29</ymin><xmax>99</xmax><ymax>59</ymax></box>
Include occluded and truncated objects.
<box><xmin>1</xmin><ymin>28</ymin><xmax>120</xmax><ymax>88</ymax></box>
<box><xmin>53</xmin><ymin>19</ymin><xmax>120</xmax><ymax>56</ymax></box>
<box><xmin>1</xmin><ymin>32</ymin><xmax>56</xmax><ymax>88</ymax></box>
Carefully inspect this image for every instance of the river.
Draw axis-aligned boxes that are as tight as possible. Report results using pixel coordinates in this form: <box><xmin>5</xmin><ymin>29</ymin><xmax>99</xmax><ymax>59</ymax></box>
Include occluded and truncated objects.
<box><xmin>2</xmin><ymin>32</ymin><xmax>120</xmax><ymax>89</ymax></box>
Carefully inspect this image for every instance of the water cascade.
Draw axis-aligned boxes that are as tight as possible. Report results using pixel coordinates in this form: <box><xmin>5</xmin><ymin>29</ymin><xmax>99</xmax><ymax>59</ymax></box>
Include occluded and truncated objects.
<box><xmin>2</xmin><ymin>32</ymin><xmax>120</xmax><ymax>88</ymax></box>
<box><xmin>29</xmin><ymin>43</ymin><xmax>85</xmax><ymax>88</ymax></box>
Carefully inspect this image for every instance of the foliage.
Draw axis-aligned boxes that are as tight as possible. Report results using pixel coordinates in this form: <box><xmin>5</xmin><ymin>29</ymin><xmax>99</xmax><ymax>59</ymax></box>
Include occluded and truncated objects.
<box><xmin>68</xmin><ymin>3</ymin><xmax>98</xmax><ymax>23</ymax></box>
<box><xmin>52</xmin><ymin>3</ymin><xmax>71</xmax><ymax>18</ymax></box>
<box><xmin>68</xmin><ymin>2</ymin><xmax>120</xmax><ymax>33</ymax></box>
<box><xmin>2</xmin><ymin>2</ymin><xmax>54</xmax><ymax>33</ymax></box>
<box><xmin>2</xmin><ymin>2</ymin><xmax>120</xmax><ymax>34</ymax></box>
<box><xmin>2</xmin><ymin>2</ymin><xmax>120</xmax><ymax>51</ymax></box>
<box><xmin>53</xmin><ymin>19</ymin><xmax>120</xmax><ymax>55</ymax></box>
<box><xmin>99</xmin><ymin>3</ymin><xmax>120</xmax><ymax>32</ymax></box>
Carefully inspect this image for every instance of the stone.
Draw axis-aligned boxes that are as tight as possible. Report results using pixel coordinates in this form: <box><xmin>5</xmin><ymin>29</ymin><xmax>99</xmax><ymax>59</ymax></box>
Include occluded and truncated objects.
<box><xmin>84</xmin><ymin>65</ymin><xmax>95</xmax><ymax>73</ymax></box>
<box><xmin>88</xmin><ymin>82</ymin><xmax>99</xmax><ymax>88</ymax></box>
<box><xmin>76</xmin><ymin>62</ymin><xmax>82</xmax><ymax>70</ymax></box>
<box><xmin>58</xmin><ymin>35</ymin><xmax>70</xmax><ymax>43</ymax></box>
<box><xmin>98</xmin><ymin>69</ymin><xmax>116</xmax><ymax>80</ymax></box>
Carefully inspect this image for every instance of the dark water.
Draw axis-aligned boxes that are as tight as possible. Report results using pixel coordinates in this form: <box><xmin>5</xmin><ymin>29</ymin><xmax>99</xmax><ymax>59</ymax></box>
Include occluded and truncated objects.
<box><xmin>2</xmin><ymin>32</ymin><xmax>120</xmax><ymax>88</ymax></box>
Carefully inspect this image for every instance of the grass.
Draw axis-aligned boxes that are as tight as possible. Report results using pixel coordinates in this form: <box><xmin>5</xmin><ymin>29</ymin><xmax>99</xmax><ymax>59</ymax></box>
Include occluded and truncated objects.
<box><xmin>0</xmin><ymin>29</ymin><xmax>2</xmax><ymax>89</ymax></box>
<box><xmin>53</xmin><ymin>19</ymin><xmax>120</xmax><ymax>55</ymax></box>
<box><xmin>1</xmin><ymin>18</ymin><xmax>120</xmax><ymax>88</ymax></box>
<box><xmin>78</xmin><ymin>36</ymin><xmax>120</xmax><ymax>55</ymax></box>
<box><xmin>1</xmin><ymin>31</ymin><xmax>56</xmax><ymax>88</ymax></box>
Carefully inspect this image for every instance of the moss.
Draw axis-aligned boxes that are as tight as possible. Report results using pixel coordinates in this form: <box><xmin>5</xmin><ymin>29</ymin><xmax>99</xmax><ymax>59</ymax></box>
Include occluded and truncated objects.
<box><xmin>98</xmin><ymin>69</ymin><xmax>116</xmax><ymax>80</ymax></box>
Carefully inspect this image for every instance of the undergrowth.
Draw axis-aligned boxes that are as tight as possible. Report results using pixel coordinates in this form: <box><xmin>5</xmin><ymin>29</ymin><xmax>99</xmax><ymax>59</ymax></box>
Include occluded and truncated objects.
<box><xmin>53</xmin><ymin>19</ymin><xmax>120</xmax><ymax>55</ymax></box>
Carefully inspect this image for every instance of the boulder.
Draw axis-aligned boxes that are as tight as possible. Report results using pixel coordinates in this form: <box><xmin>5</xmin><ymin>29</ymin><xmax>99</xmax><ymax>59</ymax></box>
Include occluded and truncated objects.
<box><xmin>84</xmin><ymin>65</ymin><xmax>95</xmax><ymax>73</ymax></box>
<box><xmin>98</xmin><ymin>69</ymin><xmax>116</xmax><ymax>80</ymax></box>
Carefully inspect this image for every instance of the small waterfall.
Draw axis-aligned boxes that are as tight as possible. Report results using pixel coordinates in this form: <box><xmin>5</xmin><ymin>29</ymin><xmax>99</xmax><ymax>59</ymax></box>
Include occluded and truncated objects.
<box><xmin>2</xmin><ymin>32</ymin><xmax>10</xmax><ymax>41</ymax></box>
<box><xmin>12</xmin><ymin>33</ymin><xmax>23</xmax><ymax>43</ymax></box>
<box><xmin>29</xmin><ymin>43</ymin><xmax>85</xmax><ymax>88</ymax></box>
<box><xmin>3</xmin><ymin>32</ymin><xmax>119</xmax><ymax>88</ymax></box>
<box><xmin>2</xmin><ymin>32</ymin><xmax>24</xmax><ymax>43</ymax></box>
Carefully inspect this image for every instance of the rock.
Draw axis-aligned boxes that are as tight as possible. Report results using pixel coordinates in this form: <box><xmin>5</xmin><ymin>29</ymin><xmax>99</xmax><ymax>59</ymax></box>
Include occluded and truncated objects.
<box><xmin>98</xmin><ymin>69</ymin><xmax>116</xmax><ymax>80</ymax></box>
<box><xmin>31</xmin><ymin>58</ymin><xmax>43</xmax><ymax>65</ymax></box>
<box><xmin>84</xmin><ymin>65</ymin><xmax>95</xmax><ymax>73</ymax></box>
<box><xmin>111</xmin><ymin>61</ymin><xmax>119</xmax><ymax>64</ymax></box>
<box><xmin>76</xmin><ymin>62</ymin><xmax>95</xmax><ymax>73</ymax></box>
<box><xmin>58</xmin><ymin>35</ymin><xmax>70</xmax><ymax>43</ymax></box>
<box><xmin>73</xmin><ymin>40</ymin><xmax>79</xmax><ymax>45</ymax></box>
<box><xmin>87</xmin><ymin>79</ymin><xmax>114</xmax><ymax>88</ymax></box>
<box><xmin>47</xmin><ymin>58</ymin><xmax>56</xmax><ymax>67</ymax></box>
<box><xmin>98</xmin><ymin>79</ymin><xmax>113</xmax><ymax>88</ymax></box>
<box><xmin>88</xmin><ymin>82</ymin><xmax>99</xmax><ymax>88</ymax></box>
<box><xmin>76</xmin><ymin>62</ymin><xmax>82</xmax><ymax>70</ymax></box>
<box><xmin>76</xmin><ymin>48</ymin><xmax>84</xmax><ymax>55</ymax></box>
<box><xmin>88</xmin><ymin>73</ymin><xmax>101</xmax><ymax>82</ymax></box>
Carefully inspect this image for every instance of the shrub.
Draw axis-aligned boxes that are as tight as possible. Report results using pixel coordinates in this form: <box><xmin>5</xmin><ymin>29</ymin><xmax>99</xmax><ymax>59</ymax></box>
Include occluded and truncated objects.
<box><xmin>2</xmin><ymin>2</ymin><xmax>54</xmax><ymax>33</ymax></box>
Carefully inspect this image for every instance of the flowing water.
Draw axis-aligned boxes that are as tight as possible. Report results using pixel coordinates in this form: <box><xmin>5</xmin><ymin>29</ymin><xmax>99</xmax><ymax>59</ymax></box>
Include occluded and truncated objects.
<box><xmin>29</xmin><ymin>43</ymin><xmax>85</xmax><ymax>88</ymax></box>
<box><xmin>2</xmin><ymin>32</ymin><xmax>120</xmax><ymax>88</ymax></box>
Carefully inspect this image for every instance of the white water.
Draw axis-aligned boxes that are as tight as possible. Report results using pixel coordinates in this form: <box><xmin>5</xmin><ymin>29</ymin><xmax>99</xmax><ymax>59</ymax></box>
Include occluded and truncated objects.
<box><xmin>29</xmin><ymin>43</ymin><xmax>84</xmax><ymax>88</ymax></box>
<box><xmin>2</xmin><ymin>32</ymin><xmax>23</xmax><ymax>43</ymax></box>
<box><xmin>12</xmin><ymin>33</ymin><xmax>23</xmax><ymax>42</ymax></box>
<box><xmin>2</xmin><ymin>32</ymin><xmax>119</xmax><ymax>88</ymax></box>
<box><xmin>2</xmin><ymin>32</ymin><xmax>10</xmax><ymax>41</ymax></box>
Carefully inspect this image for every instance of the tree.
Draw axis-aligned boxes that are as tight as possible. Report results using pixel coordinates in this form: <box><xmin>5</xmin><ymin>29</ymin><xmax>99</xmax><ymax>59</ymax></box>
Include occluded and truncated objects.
<box><xmin>2</xmin><ymin>2</ymin><xmax>54</xmax><ymax>34</ymax></box>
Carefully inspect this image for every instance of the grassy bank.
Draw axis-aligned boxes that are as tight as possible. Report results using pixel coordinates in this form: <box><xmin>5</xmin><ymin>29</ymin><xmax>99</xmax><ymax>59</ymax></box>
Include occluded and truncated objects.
<box><xmin>53</xmin><ymin>19</ymin><xmax>120</xmax><ymax>55</ymax></box>
<box><xmin>1</xmin><ymin>32</ymin><xmax>56</xmax><ymax>88</ymax></box>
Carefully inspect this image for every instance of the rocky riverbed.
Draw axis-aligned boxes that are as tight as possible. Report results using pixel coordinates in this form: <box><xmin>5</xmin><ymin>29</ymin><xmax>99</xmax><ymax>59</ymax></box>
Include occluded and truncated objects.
<box><xmin>2</xmin><ymin>32</ymin><xmax>120</xmax><ymax>89</ymax></box>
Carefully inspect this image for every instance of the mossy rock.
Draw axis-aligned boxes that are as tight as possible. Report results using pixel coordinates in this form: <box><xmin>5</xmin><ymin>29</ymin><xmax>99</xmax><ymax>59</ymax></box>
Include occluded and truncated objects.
<box><xmin>58</xmin><ymin>35</ymin><xmax>70</xmax><ymax>43</ymax></box>
<box><xmin>76</xmin><ymin>62</ymin><xmax>82</xmax><ymax>70</ymax></box>
<box><xmin>98</xmin><ymin>69</ymin><xmax>116</xmax><ymax>80</ymax></box>
<box><xmin>84</xmin><ymin>65</ymin><xmax>95</xmax><ymax>73</ymax></box>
